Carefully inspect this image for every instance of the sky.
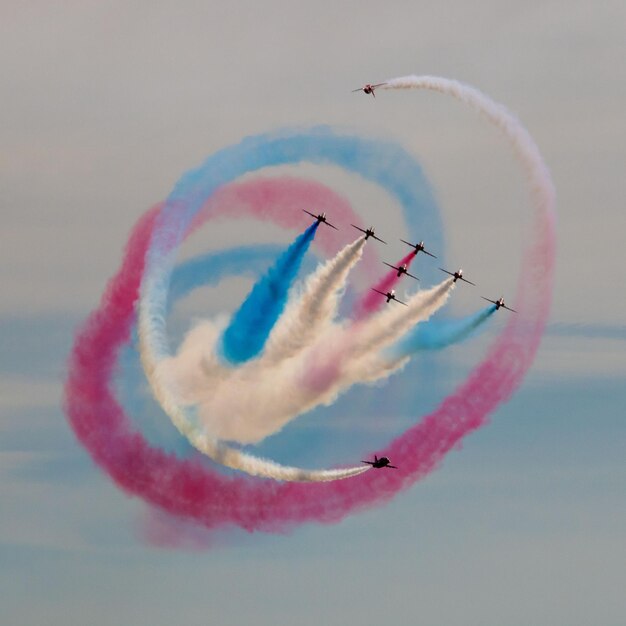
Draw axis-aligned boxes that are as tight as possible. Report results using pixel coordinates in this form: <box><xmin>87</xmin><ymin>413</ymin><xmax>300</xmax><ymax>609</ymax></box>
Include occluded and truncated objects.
<box><xmin>1</xmin><ymin>2</ymin><xmax>625</xmax><ymax>625</ymax></box>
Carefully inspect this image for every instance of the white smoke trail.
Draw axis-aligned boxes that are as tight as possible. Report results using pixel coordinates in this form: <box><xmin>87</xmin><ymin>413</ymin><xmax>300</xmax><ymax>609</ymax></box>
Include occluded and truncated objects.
<box><xmin>380</xmin><ymin>76</ymin><xmax>556</xmax><ymax>303</ymax></box>
<box><xmin>262</xmin><ymin>237</ymin><xmax>365</xmax><ymax>363</ymax></box>
<box><xmin>173</xmin><ymin>279</ymin><xmax>453</xmax><ymax>444</ymax></box>
<box><xmin>346</xmin><ymin>279</ymin><xmax>454</xmax><ymax>358</ymax></box>
<box><xmin>138</xmin><ymin>274</ymin><xmax>370</xmax><ymax>482</ymax></box>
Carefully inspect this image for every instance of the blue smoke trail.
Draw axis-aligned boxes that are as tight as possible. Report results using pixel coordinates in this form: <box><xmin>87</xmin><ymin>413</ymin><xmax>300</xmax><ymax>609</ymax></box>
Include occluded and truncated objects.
<box><xmin>220</xmin><ymin>223</ymin><xmax>319</xmax><ymax>364</ymax></box>
<box><xmin>389</xmin><ymin>306</ymin><xmax>496</xmax><ymax>357</ymax></box>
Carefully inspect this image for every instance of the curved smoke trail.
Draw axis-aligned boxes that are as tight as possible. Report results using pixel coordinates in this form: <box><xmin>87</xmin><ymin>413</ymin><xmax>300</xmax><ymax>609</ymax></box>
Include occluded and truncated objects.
<box><xmin>137</xmin><ymin>129</ymin><xmax>442</xmax><ymax>480</ymax></box>
<box><xmin>64</xmin><ymin>81</ymin><xmax>555</xmax><ymax>537</ymax></box>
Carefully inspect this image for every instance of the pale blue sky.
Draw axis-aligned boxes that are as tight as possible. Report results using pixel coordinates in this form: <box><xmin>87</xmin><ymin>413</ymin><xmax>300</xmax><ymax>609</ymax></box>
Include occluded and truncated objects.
<box><xmin>1</xmin><ymin>2</ymin><xmax>625</xmax><ymax>625</ymax></box>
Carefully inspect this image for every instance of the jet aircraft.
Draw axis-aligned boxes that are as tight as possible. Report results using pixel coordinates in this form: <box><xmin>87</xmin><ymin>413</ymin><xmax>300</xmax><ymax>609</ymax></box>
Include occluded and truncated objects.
<box><xmin>302</xmin><ymin>209</ymin><xmax>338</xmax><ymax>229</ymax></box>
<box><xmin>383</xmin><ymin>262</ymin><xmax>419</xmax><ymax>280</ymax></box>
<box><xmin>400</xmin><ymin>238</ymin><xmax>437</xmax><ymax>258</ymax></box>
<box><xmin>370</xmin><ymin>288</ymin><xmax>407</xmax><ymax>305</ymax></box>
<box><xmin>482</xmin><ymin>296</ymin><xmax>517</xmax><ymax>312</ymax></box>
<box><xmin>362</xmin><ymin>455</ymin><xmax>397</xmax><ymax>469</ymax></box>
<box><xmin>352</xmin><ymin>82</ymin><xmax>387</xmax><ymax>98</ymax></box>
<box><xmin>440</xmin><ymin>268</ymin><xmax>476</xmax><ymax>285</ymax></box>
<box><xmin>351</xmin><ymin>224</ymin><xmax>386</xmax><ymax>243</ymax></box>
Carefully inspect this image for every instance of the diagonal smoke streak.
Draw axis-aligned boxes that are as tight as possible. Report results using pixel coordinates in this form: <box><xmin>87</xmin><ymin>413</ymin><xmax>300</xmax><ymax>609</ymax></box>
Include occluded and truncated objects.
<box><xmin>346</xmin><ymin>278</ymin><xmax>454</xmax><ymax>359</ymax></box>
<box><xmin>262</xmin><ymin>237</ymin><xmax>366</xmax><ymax>364</ymax></box>
<box><xmin>354</xmin><ymin>250</ymin><xmax>417</xmax><ymax>318</ymax></box>
<box><xmin>219</xmin><ymin>222</ymin><xmax>319</xmax><ymax>365</ymax></box>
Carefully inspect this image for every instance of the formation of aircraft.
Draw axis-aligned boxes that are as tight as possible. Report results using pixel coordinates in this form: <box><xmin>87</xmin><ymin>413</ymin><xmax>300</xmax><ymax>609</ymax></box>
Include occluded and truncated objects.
<box><xmin>302</xmin><ymin>209</ymin><xmax>338</xmax><ymax>230</ymax></box>
<box><xmin>362</xmin><ymin>455</ymin><xmax>397</xmax><ymax>469</ymax></box>
<box><xmin>370</xmin><ymin>288</ymin><xmax>407</xmax><ymax>305</ymax></box>
<box><xmin>383</xmin><ymin>262</ymin><xmax>419</xmax><ymax>280</ymax></box>
<box><xmin>302</xmin><ymin>209</ymin><xmax>514</xmax><ymax>313</ymax></box>
<box><xmin>352</xmin><ymin>82</ymin><xmax>387</xmax><ymax>98</ymax></box>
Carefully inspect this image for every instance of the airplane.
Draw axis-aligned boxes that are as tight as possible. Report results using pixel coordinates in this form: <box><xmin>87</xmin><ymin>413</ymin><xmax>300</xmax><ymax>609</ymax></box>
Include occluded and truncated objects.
<box><xmin>362</xmin><ymin>455</ymin><xmax>397</xmax><ymax>469</ymax></box>
<box><xmin>351</xmin><ymin>224</ymin><xmax>386</xmax><ymax>243</ymax></box>
<box><xmin>370</xmin><ymin>288</ymin><xmax>407</xmax><ymax>305</ymax></box>
<box><xmin>440</xmin><ymin>268</ymin><xmax>476</xmax><ymax>285</ymax></box>
<box><xmin>302</xmin><ymin>209</ymin><xmax>338</xmax><ymax>230</ymax></box>
<box><xmin>383</xmin><ymin>262</ymin><xmax>419</xmax><ymax>280</ymax></box>
<box><xmin>400</xmin><ymin>238</ymin><xmax>437</xmax><ymax>258</ymax></box>
<box><xmin>352</xmin><ymin>82</ymin><xmax>387</xmax><ymax>98</ymax></box>
<box><xmin>482</xmin><ymin>296</ymin><xmax>517</xmax><ymax>313</ymax></box>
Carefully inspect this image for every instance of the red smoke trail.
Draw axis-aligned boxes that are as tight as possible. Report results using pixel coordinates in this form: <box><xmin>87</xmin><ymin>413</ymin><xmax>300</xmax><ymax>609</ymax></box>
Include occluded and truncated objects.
<box><xmin>353</xmin><ymin>250</ymin><xmax>417</xmax><ymax>318</ymax></box>
<box><xmin>65</xmin><ymin>173</ymin><xmax>555</xmax><ymax>535</ymax></box>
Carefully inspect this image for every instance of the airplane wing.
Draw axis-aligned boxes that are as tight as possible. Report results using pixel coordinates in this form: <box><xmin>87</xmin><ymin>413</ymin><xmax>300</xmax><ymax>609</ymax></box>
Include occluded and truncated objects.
<box><xmin>352</xmin><ymin>88</ymin><xmax>363</xmax><ymax>92</ymax></box>
<box><xmin>405</xmin><ymin>271</ymin><xmax>420</xmax><ymax>281</ymax></box>
<box><xmin>400</xmin><ymin>238</ymin><xmax>416</xmax><ymax>249</ymax></box>
<box><xmin>372</xmin><ymin>83</ymin><xmax>387</xmax><ymax>88</ymax></box>
<box><xmin>370</xmin><ymin>288</ymin><xmax>387</xmax><ymax>297</ymax></box>
<box><xmin>422</xmin><ymin>249</ymin><xmax>437</xmax><ymax>258</ymax></box>
<box><xmin>371</xmin><ymin>234</ymin><xmax>387</xmax><ymax>244</ymax></box>
<box><xmin>502</xmin><ymin>304</ymin><xmax>517</xmax><ymax>313</ymax></box>
<box><xmin>481</xmin><ymin>296</ymin><xmax>498</xmax><ymax>306</ymax></box>
<box><xmin>393</xmin><ymin>296</ymin><xmax>408</xmax><ymax>306</ymax></box>
<box><xmin>324</xmin><ymin>221</ymin><xmax>339</xmax><ymax>230</ymax></box>
<box><xmin>361</xmin><ymin>461</ymin><xmax>374</xmax><ymax>465</ymax></box>
<box><xmin>302</xmin><ymin>209</ymin><xmax>317</xmax><ymax>219</ymax></box>
<box><xmin>439</xmin><ymin>268</ymin><xmax>455</xmax><ymax>278</ymax></box>
<box><xmin>383</xmin><ymin>262</ymin><xmax>399</xmax><ymax>271</ymax></box>
<box><xmin>372</xmin><ymin>91</ymin><xmax>376</xmax><ymax>98</ymax></box>
<box><xmin>387</xmin><ymin>465</ymin><xmax>398</xmax><ymax>469</ymax></box>
<box><xmin>351</xmin><ymin>224</ymin><xmax>367</xmax><ymax>234</ymax></box>
<box><xmin>459</xmin><ymin>277</ymin><xmax>476</xmax><ymax>286</ymax></box>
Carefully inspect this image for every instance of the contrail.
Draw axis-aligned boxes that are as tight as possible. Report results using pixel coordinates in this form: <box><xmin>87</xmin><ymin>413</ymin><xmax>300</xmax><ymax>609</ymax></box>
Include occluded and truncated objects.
<box><xmin>219</xmin><ymin>222</ymin><xmax>319</xmax><ymax>365</ymax></box>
